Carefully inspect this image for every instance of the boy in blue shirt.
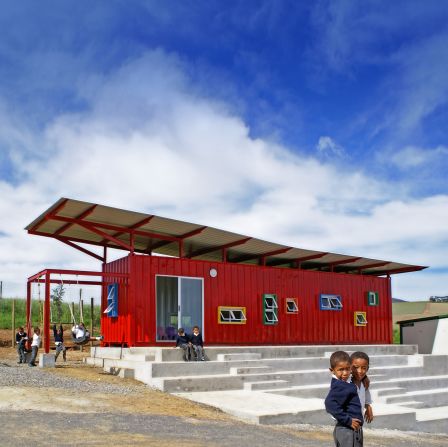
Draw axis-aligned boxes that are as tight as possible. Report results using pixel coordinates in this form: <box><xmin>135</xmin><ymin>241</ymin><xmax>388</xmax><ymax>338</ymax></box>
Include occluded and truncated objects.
<box><xmin>325</xmin><ymin>350</ymin><xmax>363</xmax><ymax>447</ymax></box>
<box><xmin>189</xmin><ymin>326</ymin><xmax>205</xmax><ymax>361</ymax></box>
<box><xmin>175</xmin><ymin>328</ymin><xmax>191</xmax><ymax>361</ymax></box>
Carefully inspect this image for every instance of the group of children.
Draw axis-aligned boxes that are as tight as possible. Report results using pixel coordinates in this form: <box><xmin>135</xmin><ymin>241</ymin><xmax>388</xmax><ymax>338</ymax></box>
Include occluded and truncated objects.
<box><xmin>175</xmin><ymin>326</ymin><xmax>205</xmax><ymax>361</ymax></box>
<box><xmin>325</xmin><ymin>350</ymin><xmax>373</xmax><ymax>447</ymax></box>
<box><xmin>15</xmin><ymin>324</ymin><xmax>67</xmax><ymax>366</ymax></box>
<box><xmin>15</xmin><ymin>326</ymin><xmax>45</xmax><ymax>367</ymax></box>
<box><xmin>18</xmin><ymin>322</ymin><xmax>371</xmax><ymax>446</ymax></box>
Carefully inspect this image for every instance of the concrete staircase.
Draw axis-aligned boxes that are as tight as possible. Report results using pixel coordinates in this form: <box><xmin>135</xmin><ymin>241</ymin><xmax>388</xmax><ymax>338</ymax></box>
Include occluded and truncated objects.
<box><xmin>86</xmin><ymin>344</ymin><xmax>448</xmax><ymax>434</ymax></box>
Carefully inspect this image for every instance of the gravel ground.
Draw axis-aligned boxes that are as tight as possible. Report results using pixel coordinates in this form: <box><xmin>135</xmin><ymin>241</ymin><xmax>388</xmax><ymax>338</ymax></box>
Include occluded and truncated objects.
<box><xmin>0</xmin><ymin>361</ymin><xmax>142</xmax><ymax>395</ymax></box>
<box><xmin>1</xmin><ymin>353</ymin><xmax>448</xmax><ymax>446</ymax></box>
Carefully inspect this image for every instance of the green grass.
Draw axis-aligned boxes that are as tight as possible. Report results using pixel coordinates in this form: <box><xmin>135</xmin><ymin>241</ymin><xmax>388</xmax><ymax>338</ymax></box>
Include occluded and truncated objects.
<box><xmin>392</xmin><ymin>301</ymin><xmax>427</xmax><ymax>317</ymax></box>
<box><xmin>0</xmin><ymin>297</ymin><xmax>101</xmax><ymax>330</ymax></box>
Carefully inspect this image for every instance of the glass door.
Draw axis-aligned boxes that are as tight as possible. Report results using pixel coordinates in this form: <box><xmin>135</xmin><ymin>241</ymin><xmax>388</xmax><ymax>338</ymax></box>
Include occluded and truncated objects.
<box><xmin>156</xmin><ymin>275</ymin><xmax>203</xmax><ymax>341</ymax></box>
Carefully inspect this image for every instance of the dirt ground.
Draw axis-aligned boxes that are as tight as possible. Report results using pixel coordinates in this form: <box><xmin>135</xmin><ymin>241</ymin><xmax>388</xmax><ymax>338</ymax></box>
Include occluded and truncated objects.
<box><xmin>1</xmin><ymin>330</ymin><xmax>447</xmax><ymax>446</ymax></box>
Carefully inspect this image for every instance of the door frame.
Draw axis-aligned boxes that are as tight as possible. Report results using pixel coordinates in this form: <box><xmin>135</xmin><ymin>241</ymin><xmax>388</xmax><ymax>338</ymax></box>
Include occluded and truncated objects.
<box><xmin>155</xmin><ymin>274</ymin><xmax>204</xmax><ymax>342</ymax></box>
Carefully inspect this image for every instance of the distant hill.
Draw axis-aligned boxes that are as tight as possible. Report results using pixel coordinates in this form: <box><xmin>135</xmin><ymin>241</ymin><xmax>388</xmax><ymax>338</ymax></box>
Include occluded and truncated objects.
<box><xmin>392</xmin><ymin>298</ymin><xmax>407</xmax><ymax>303</ymax></box>
<box><xmin>392</xmin><ymin>301</ymin><xmax>448</xmax><ymax>324</ymax></box>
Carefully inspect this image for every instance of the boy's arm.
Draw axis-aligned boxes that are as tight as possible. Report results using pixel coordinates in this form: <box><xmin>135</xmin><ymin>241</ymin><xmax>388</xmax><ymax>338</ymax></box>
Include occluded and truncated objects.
<box><xmin>364</xmin><ymin>387</ymin><xmax>374</xmax><ymax>422</ymax></box>
<box><xmin>324</xmin><ymin>390</ymin><xmax>353</xmax><ymax>428</ymax></box>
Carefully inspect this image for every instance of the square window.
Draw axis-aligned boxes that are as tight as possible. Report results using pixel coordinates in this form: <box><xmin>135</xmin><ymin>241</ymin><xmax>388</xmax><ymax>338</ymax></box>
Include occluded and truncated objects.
<box><xmin>286</xmin><ymin>298</ymin><xmax>298</xmax><ymax>313</ymax></box>
<box><xmin>264</xmin><ymin>309</ymin><xmax>278</xmax><ymax>323</ymax></box>
<box><xmin>354</xmin><ymin>311</ymin><xmax>367</xmax><ymax>326</ymax></box>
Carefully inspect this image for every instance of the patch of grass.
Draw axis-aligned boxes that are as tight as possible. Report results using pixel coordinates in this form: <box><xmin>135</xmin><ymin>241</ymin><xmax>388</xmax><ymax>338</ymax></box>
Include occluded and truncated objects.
<box><xmin>0</xmin><ymin>297</ymin><xmax>100</xmax><ymax>330</ymax></box>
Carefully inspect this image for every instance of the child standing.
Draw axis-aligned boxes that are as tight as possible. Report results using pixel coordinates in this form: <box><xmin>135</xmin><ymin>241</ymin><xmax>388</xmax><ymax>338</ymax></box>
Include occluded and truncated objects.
<box><xmin>29</xmin><ymin>327</ymin><xmax>41</xmax><ymax>367</ymax></box>
<box><xmin>350</xmin><ymin>351</ymin><xmax>373</xmax><ymax>423</ymax></box>
<box><xmin>189</xmin><ymin>326</ymin><xmax>205</xmax><ymax>361</ymax></box>
<box><xmin>53</xmin><ymin>324</ymin><xmax>67</xmax><ymax>362</ymax></box>
<box><xmin>15</xmin><ymin>327</ymin><xmax>28</xmax><ymax>364</ymax></box>
<box><xmin>175</xmin><ymin>328</ymin><xmax>191</xmax><ymax>361</ymax></box>
<box><xmin>325</xmin><ymin>350</ymin><xmax>363</xmax><ymax>447</ymax></box>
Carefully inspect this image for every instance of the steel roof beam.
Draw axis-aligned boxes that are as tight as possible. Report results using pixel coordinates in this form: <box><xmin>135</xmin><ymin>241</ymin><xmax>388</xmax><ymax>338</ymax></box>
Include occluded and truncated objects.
<box><xmin>364</xmin><ymin>265</ymin><xmax>428</xmax><ymax>276</ymax></box>
<box><xmin>47</xmin><ymin>215</ymin><xmax>179</xmax><ymax>242</ymax></box>
<box><xmin>54</xmin><ymin>204</ymin><xmax>97</xmax><ymax>236</ymax></box>
<box><xmin>180</xmin><ymin>226</ymin><xmax>207</xmax><ymax>239</ymax></box>
<box><xmin>75</xmin><ymin>221</ymin><xmax>134</xmax><ymax>252</ymax></box>
<box><xmin>328</xmin><ymin>257</ymin><xmax>362</xmax><ymax>272</ymax></box>
<box><xmin>30</xmin><ymin>230</ymin><xmax>154</xmax><ymax>256</ymax></box>
<box><xmin>229</xmin><ymin>247</ymin><xmax>291</xmax><ymax>264</ymax></box>
<box><xmin>355</xmin><ymin>261</ymin><xmax>390</xmax><ymax>274</ymax></box>
<box><xmin>56</xmin><ymin>238</ymin><xmax>105</xmax><ymax>262</ymax></box>
<box><xmin>267</xmin><ymin>252</ymin><xmax>328</xmax><ymax>267</ymax></box>
<box><xmin>28</xmin><ymin>198</ymin><xmax>69</xmax><ymax>232</ymax></box>
<box><xmin>187</xmin><ymin>237</ymin><xmax>252</xmax><ymax>259</ymax></box>
<box><xmin>101</xmin><ymin>215</ymin><xmax>155</xmax><ymax>245</ymax></box>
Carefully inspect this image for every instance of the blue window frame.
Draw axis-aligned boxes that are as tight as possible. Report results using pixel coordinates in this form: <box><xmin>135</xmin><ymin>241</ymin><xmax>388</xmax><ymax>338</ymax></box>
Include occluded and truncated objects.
<box><xmin>105</xmin><ymin>283</ymin><xmax>118</xmax><ymax>318</ymax></box>
<box><xmin>319</xmin><ymin>294</ymin><xmax>342</xmax><ymax>310</ymax></box>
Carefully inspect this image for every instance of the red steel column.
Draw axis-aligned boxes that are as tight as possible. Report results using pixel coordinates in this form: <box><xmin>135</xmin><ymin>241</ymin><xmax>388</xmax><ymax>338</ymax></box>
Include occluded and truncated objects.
<box><xmin>26</xmin><ymin>281</ymin><xmax>31</xmax><ymax>340</ymax></box>
<box><xmin>44</xmin><ymin>272</ymin><xmax>51</xmax><ymax>353</ymax></box>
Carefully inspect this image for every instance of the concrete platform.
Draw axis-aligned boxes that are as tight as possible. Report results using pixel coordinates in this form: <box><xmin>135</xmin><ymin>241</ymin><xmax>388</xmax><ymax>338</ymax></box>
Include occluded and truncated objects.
<box><xmin>86</xmin><ymin>344</ymin><xmax>448</xmax><ymax>434</ymax></box>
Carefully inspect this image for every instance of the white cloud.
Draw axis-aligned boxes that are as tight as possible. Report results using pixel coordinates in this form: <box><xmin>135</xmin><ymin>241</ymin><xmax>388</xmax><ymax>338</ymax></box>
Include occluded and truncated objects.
<box><xmin>0</xmin><ymin>50</ymin><xmax>446</xmax><ymax>301</ymax></box>
<box><xmin>316</xmin><ymin>136</ymin><xmax>346</xmax><ymax>158</ymax></box>
<box><xmin>390</xmin><ymin>145</ymin><xmax>448</xmax><ymax>169</ymax></box>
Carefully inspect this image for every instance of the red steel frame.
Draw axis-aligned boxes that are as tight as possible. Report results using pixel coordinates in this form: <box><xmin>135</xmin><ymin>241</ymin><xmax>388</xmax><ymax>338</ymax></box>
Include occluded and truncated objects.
<box><xmin>25</xmin><ymin>199</ymin><xmax>426</xmax><ymax>349</ymax></box>
<box><xmin>26</xmin><ymin>269</ymin><xmax>129</xmax><ymax>354</ymax></box>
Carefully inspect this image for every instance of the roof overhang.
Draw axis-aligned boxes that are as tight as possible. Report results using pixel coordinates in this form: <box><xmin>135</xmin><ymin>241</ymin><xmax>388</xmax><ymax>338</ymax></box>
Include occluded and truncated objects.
<box><xmin>26</xmin><ymin>198</ymin><xmax>428</xmax><ymax>277</ymax></box>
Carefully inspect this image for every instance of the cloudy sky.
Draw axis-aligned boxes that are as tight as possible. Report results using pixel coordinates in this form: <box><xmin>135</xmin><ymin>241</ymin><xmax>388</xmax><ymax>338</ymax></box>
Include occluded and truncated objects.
<box><xmin>0</xmin><ymin>1</ymin><xmax>447</xmax><ymax>300</ymax></box>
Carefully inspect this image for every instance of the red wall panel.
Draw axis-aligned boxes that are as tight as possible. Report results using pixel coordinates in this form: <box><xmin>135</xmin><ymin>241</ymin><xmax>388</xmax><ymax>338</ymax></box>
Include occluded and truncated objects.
<box><xmin>102</xmin><ymin>254</ymin><xmax>392</xmax><ymax>346</ymax></box>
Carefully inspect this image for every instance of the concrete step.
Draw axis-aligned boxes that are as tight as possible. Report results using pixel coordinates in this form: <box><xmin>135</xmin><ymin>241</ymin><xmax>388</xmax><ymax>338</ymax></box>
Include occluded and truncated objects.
<box><xmin>217</xmin><ymin>353</ymin><xmax>262</xmax><ymax>361</ymax></box>
<box><xmin>398</xmin><ymin>401</ymin><xmax>426</xmax><ymax>409</ymax></box>
<box><xmin>385</xmin><ymin>388</ymin><xmax>448</xmax><ymax>408</ymax></box>
<box><xmin>148</xmin><ymin>344</ymin><xmax>420</xmax><ymax>362</ymax></box>
<box><xmin>106</xmin><ymin>366</ymin><xmax>135</xmax><ymax>379</ymax></box>
<box><xmin>245</xmin><ymin>380</ymin><xmax>290</xmax><ymax>391</ymax></box>
<box><xmin>373</xmin><ymin>387</ymin><xmax>406</xmax><ymax>397</ymax></box>
<box><xmin>230</xmin><ymin>366</ymin><xmax>272</xmax><ymax>375</ymax></box>
<box><xmin>375</xmin><ymin>375</ymin><xmax>448</xmax><ymax>392</ymax></box>
<box><xmin>121</xmin><ymin>353</ymin><xmax>155</xmax><ymax>362</ymax></box>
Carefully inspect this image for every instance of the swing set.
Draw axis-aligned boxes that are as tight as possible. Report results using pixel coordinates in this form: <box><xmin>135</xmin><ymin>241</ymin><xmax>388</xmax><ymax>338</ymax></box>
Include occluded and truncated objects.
<box><xmin>27</xmin><ymin>268</ymin><xmax>128</xmax><ymax>354</ymax></box>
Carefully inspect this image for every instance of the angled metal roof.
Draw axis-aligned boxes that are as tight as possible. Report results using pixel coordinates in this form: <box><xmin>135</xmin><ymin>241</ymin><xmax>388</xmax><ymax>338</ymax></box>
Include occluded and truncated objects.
<box><xmin>26</xmin><ymin>198</ymin><xmax>427</xmax><ymax>276</ymax></box>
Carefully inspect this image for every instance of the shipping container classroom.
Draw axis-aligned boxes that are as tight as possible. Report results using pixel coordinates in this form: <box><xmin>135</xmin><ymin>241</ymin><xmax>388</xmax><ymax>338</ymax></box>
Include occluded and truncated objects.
<box><xmin>26</xmin><ymin>198</ymin><xmax>427</xmax><ymax>352</ymax></box>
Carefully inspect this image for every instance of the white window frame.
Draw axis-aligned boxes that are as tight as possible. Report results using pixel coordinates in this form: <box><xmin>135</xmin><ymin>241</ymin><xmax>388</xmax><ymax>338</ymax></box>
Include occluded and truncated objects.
<box><xmin>218</xmin><ymin>306</ymin><xmax>247</xmax><ymax>324</ymax></box>
<box><xmin>264</xmin><ymin>309</ymin><xmax>279</xmax><ymax>323</ymax></box>
<box><xmin>367</xmin><ymin>291</ymin><xmax>379</xmax><ymax>306</ymax></box>
<box><xmin>264</xmin><ymin>295</ymin><xmax>278</xmax><ymax>309</ymax></box>
<box><xmin>286</xmin><ymin>298</ymin><xmax>298</xmax><ymax>314</ymax></box>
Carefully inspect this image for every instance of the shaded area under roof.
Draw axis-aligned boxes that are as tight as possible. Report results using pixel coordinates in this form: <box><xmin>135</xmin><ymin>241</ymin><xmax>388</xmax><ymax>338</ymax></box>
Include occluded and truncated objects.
<box><xmin>26</xmin><ymin>198</ymin><xmax>427</xmax><ymax>276</ymax></box>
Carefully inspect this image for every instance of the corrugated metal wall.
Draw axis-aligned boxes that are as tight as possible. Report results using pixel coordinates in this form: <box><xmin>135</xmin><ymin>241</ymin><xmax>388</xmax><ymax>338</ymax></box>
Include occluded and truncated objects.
<box><xmin>102</xmin><ymin>254</ymin><xmax>392</xmax><ymax>346</ymax></box>
<box><xmin>101</xmin><ymin>257</ymin><xmax>130</xmax><ymax>345</ymax></box>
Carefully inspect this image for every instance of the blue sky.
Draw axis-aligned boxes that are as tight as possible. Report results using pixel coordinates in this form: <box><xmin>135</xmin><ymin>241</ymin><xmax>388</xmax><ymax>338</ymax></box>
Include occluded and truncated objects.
<box><xmin>0</xmin><ymin>0</ymin><xmax>447</xmax><ymax>300</ymax></box>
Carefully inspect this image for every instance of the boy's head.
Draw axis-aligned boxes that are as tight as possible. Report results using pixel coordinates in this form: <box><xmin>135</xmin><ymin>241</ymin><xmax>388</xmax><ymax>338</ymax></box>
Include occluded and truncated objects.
<box><xmin>18</xmin><ymin>327</ymin><xmax>24</xmax><ymax>332</ymax></box>
<box><xmin>193</xmin><ymin>326</ymin><xmax>200</xmax><ymax>334</ymax></box>
<box><xmin>329</xmin><ymin>350</ymin><xmax>351</xmax><ymax>382</ymax></box>
<box><xmin>34</xmin><ymin>327</ymin><xmax>40</xmax><ymax>335</ymax></box>
<box><xmin>350</xmin><ymin>351</ymin><xmax>370</xmax><ymax>381</ymax></box>
<box><xmin>177</xmin><ymin>328</ymin><xmax>185</xmax><ymax>335</ymax></box>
